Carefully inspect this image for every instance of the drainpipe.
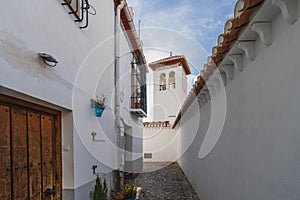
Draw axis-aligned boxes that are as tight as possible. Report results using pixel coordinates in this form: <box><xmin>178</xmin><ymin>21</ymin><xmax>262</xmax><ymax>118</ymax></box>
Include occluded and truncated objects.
<box><xmin>115</xmin><ymin>0</ymin><xmax>126</xmax><ymax>174</ymax></box>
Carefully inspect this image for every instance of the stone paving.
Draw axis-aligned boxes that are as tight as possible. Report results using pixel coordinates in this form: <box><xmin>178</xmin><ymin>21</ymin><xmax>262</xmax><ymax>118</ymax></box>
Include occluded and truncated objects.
<box><xmin>134</xmin><ymin>162</ymin><xmax>200</xmax><ymax>200</ymax></box>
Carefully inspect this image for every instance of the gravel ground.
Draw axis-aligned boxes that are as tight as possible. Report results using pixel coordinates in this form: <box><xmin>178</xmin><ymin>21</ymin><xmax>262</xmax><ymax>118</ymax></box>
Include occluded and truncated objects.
<box><xmin>134</xmin><ymin>162</ymin><xmax>200</xmax><ymax>200</ymax></box>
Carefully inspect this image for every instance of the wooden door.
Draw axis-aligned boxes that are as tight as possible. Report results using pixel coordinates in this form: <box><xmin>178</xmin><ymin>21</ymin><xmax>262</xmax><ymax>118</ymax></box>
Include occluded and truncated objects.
<box><xmin>0</xmin><ymin>94</ymin><xmax>62</xmax><ymax>200</ymax></box>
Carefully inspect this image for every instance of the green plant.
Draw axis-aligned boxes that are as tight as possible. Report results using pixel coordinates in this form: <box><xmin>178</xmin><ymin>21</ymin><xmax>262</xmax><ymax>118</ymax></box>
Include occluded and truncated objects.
<box><xmin>89</xmin><ymin>176</ymin><xmax>108</xmax><ymax>200</ymax></box>
<box><xmin>111</xmin><ymin>190</ymin><xmax>124</xmax><ymax>200</ymax></box>
<box><xmin>91</xmin><ymin>95</ymin><xmax>106</xmax><ymax>106</ymax></box>
<box><xmin>123</xmin><ymin>183</ymin><xmax>136</xmax><ymax>199</ymax></box>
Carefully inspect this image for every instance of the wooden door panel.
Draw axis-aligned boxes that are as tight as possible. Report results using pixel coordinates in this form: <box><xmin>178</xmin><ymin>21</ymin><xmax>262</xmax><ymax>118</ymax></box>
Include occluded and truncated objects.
<box><xmin>11</xmin><ymin>107</ymin><xmax>28</xmax><ymax>200</ymax></box>
<box><xmin>54</xmin><ymin>115</ymin><xmax>62</xmax><ymax>200</ymax></box>
<box><xmin>0</xmin><ymin>94</ymin><xmax>62</xmax><ymax>200</ymax></box>
<box><xmin>41</xmin><ymin>114</ymin><xmax>54</xmax><ymax>200</ymax></box>
<box><xmin>28</xmin><ymin>111</ymin><xmax>42</xmax><ymax>200</ymax></box>
<box><xmin>0</xmin><ymin>105</ymin><xmax>11</xmax><ymax>200</ymax></box>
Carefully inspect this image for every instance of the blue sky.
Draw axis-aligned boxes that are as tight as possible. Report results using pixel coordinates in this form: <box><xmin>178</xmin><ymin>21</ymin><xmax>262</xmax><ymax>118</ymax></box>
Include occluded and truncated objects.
<box><xmin>127</xmin><ymin>0</ymin><xmax>236</xmax><ymax>74</ymax></box>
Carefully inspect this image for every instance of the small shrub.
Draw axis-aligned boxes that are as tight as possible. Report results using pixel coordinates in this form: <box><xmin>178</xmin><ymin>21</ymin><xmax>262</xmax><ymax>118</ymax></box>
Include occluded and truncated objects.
<box><xmin>90</xmin><ymin>176</ymin><xmax>108</xmax><ymax>200</ymax></box>
<box><xmin>123</xmin><ymin>183</ymin><xmax>136</xmax><ymax>199</ymax></box>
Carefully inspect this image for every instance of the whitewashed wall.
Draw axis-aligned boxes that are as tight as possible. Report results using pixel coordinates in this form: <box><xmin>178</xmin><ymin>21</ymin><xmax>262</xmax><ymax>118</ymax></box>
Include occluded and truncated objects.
<box><xmin>143</xmin><ymin>127</ymin><xmax>179</xmax><ymax>162</ymax></box>
<box><xmin>143</xmin><ymin>65</ymin><xmax>189</xmax><ymax>162</ymax></box>
<box><xmin>178</xmin><ymin>3</ymin><xmax>300</xmax><ymax>199</ymax></box>
<box><xmin>146</xmin><ymin>69</ymin><xmax>155</xmax><ymax>122</ymax></box>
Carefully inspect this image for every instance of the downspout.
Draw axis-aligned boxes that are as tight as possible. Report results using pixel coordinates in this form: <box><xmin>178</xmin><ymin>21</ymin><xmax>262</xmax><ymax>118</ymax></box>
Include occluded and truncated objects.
<box><xmin>115</xmin><ymin>0</ymin><xmax>126</xmax><ymax>172</ymax></box>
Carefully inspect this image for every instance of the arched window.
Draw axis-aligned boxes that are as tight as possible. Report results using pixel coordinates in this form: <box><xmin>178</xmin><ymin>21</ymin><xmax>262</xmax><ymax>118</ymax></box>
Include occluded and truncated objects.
<box><xmin>159</xmin><ymin>73</ymin><xmax>166</xmax><ymax>91</ymax></box>
<box><xmin>169</xmin><ymin>71</ymin><xmax>175</xmax><ymax>89</ymax></box>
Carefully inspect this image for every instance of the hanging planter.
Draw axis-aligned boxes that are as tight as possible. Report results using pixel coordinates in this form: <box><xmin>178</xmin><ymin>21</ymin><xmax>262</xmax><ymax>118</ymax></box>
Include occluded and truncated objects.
<box><xmin>91</xmin><ymin>95</ymin><xmax>106</xmax><ymax>118</ymax></box>
<box><xmin>94</xmin><ymin>105</ymin><xmax>105</xmax><ymax>117</ymax></box>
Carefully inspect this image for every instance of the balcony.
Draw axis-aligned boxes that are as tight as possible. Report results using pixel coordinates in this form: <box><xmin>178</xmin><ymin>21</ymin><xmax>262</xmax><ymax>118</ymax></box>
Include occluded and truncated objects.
<box><xmin>130</xmin><ymin>52</ymin><xmax>147</xmax><ymax>118</ymax></box>
<box><xmin>130</xmin><ymin>86</ymin><xmax>147</xmax><ymax>118</ymax></box>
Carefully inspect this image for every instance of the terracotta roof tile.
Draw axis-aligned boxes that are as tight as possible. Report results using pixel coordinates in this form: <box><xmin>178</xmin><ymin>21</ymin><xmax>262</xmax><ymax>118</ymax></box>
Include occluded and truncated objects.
<box><xmin>114</xmin><ymin>0</ymin><xmax>146</xmax><ymax>65</ymax></box>
<box><xmin>143</xmin><ymin>121</ymin><xmax>170</xmax><ymax>128</ymax></box>
<box><xmin>244</xmin><ymin>0</ymin><xmax>264</xmax><ymax>10</ymax></box>
<box><xmin>172</xmin><ymin>0</ymin><xmax>265</xmax><ymax>129</ymax></box>
<box><xmin>149</xmin><ymin>55</ymin><xmax>191</xmax><ymax>75</ymax></box>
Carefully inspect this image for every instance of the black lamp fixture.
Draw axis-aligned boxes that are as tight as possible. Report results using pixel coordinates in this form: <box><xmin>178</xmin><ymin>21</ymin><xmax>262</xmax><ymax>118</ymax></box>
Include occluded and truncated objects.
<box><xmin>38</xmin><ymin>53</ymin><xmax>58</xmax><ymax>67</ymax></box>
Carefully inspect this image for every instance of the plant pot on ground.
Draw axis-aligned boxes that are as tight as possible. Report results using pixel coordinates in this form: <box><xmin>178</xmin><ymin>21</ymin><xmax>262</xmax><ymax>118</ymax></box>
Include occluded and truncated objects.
<box><xmin>123</xmin><ymin>183</ymin><xmax>136</xmax><ymax>200</ymax></box>
<box><xmin>111</xmin><ymin>190</ymin><xmax>124</xmax><ymax>200</ymax></box>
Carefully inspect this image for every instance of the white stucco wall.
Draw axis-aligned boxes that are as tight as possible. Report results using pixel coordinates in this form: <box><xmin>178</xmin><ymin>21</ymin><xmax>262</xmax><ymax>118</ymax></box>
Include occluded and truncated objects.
<box><xmin>0</xmin><ymin>0</ymin><xmax>144</xmax><ymax>199</ymax></box>
<box><xmin>178</xmin><ymin>3</ymin><xmax>300</xmax><ymax>199</ymax></box>
<box><xmin>143</xmin><ymin>127</ymin><xmax>178</xmax><ymax>162</ymax></box>
<box><xmin>146</xmin><ymin>69</ymin><xmax>155</xmax><ymax>122</ymax></box>
<box><xmin>143</xmin><ymin>64</ymin><xmax>189</xmax><ymax>162</ymax></box>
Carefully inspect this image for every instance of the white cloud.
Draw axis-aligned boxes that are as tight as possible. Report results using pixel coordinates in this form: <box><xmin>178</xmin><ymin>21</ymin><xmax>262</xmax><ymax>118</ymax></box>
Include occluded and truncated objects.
<box><xmin>140</xmin><ymin>28</ymin><xmax>208</xmax><ymax>74</ymax></box>
<box><xmin>127</xmin><ymin>0</ymin><xmax>236</xmax><ymax>73</ymax></box>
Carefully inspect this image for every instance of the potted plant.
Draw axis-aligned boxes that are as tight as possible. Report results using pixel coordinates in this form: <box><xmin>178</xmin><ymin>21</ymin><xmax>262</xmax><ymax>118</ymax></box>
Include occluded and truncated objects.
<box><xmin>111</xmin><ymin>190</ymin><xmax>124</xmax><ymax>200</ymax></box>
<box><xmin>89</xmin><ymin>175</ymin><xmax>108</xmax><ymax>200</ymax></box>
<box><xmin>91</xmin><ymin>95</ymin><xmax>106</xmax><ymax>117</ymax></box>
<box><xmin>134</xmin><ymin>102</ymin><xmax>141</xmax><ymax>109</ymax></box>
<box><xmin>123</xmin><ymin>183</ymin><xmax>136</xmax><ymax>200</ymax></box>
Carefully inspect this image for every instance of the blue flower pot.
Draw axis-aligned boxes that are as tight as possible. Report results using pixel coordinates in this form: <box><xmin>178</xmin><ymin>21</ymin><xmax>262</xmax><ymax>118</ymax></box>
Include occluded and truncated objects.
<box><xmin>94</xmin><ymin>105</ymin><xmax>105</xmax><ymax>117</ymax></box>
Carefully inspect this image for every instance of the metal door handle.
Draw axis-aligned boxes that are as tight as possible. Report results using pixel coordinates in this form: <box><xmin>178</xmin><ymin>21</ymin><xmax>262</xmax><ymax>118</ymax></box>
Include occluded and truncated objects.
<box><xmin>44</xmin><ymin>188</ymin><xmax>55</xmax><ymax>196</ymax></box>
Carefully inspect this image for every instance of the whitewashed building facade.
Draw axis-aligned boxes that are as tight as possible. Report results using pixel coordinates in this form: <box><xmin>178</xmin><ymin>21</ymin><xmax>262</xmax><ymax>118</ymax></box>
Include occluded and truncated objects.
<box><xmin>174</xmin><ymin>0</ymin><xmax>300</xmax><ymax>199</ymax></box>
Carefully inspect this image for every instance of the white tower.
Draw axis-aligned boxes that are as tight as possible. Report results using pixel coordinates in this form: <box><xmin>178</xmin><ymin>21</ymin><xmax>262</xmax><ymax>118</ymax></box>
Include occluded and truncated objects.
<box><xmin>142</xmin><ymin>55</ymin><xmax>191</xmax><ymax>162</ymax></box>
<box><xmin>148</xmin><ymin>55</ymin><xmax>191</xmax><ymax>124</ymax></box>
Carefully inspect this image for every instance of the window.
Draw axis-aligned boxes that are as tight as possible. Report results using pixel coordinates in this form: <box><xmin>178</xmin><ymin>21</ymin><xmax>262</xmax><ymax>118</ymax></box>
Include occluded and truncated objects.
<box><xmin>169</xmin><ymin>71</ymin><xmax>175</xmax><ymax>89</ymax></box>
<box><xmin>159</xmin><ymin>73</ymin><xmax>166</xmax><ymax>91</ymax></box>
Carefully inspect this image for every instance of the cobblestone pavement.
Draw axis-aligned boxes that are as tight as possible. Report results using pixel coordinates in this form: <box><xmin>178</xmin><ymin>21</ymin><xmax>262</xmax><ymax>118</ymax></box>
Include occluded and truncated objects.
<box><xmin>134</xmin><ymin>162</ymin><xmax>200</xmax><ymax>200</ymax></box>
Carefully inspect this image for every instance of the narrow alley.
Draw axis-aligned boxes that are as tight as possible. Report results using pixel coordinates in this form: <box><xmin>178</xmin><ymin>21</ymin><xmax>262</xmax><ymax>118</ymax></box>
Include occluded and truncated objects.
<box><xmin>134</xmin><ymin>163</ymin><xmax>199</xmax><ymax>199</ymax></box>
<box><xmin>1</xmin><ymin>0</ymin><xmax>300</xmax><ymax>199</ymax></box>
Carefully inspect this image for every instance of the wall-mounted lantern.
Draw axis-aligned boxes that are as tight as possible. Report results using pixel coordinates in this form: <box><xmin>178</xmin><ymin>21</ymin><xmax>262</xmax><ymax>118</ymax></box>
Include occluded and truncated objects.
<box><xmin>38</xmin><ymin>53</ymin><xmax>58</xmax><ymax>67</ymax></box>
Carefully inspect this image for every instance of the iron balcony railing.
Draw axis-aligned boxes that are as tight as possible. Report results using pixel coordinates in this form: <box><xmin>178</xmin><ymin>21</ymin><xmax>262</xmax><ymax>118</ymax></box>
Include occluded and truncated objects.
<box><xmin>131</xmin><ymin>85</ymin><xmax>147</xmax><ymax>115</ymax></box>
